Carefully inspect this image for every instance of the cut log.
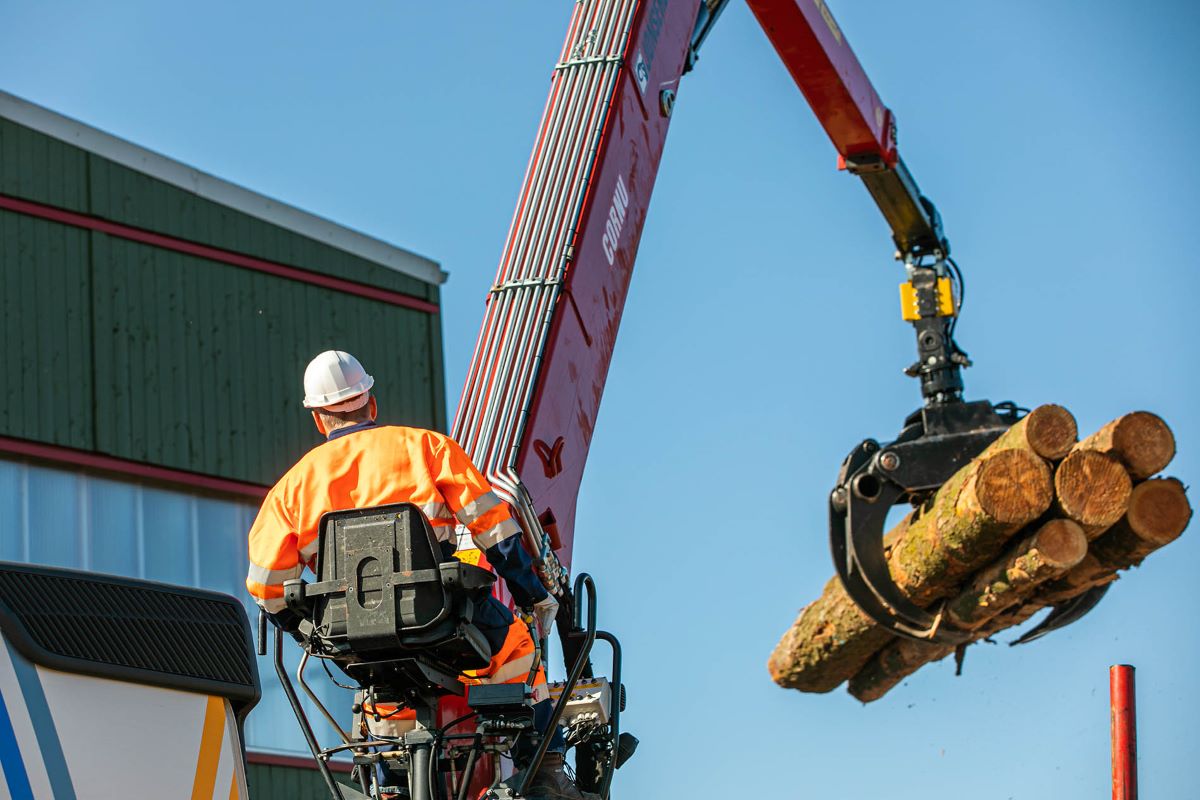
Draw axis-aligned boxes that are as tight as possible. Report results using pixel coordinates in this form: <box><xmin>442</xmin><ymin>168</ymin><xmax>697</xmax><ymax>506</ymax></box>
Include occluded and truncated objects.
<box><xmin>848</xmin><ymin>520</ymin><xmax>1086</xmax><ymax>703</ymax></box>
<box><xmin>1097</xmin><ymin>477</ymin><xmax>1192</xmax><ymax>561</ymax></box>
<box><xmin>847</xmin><ymin>638</ymin><xmax>950</xmax><ymax>704</ymax></box>
<box><xmin>848</xmin><ymin>601</ymin><xmax>1049</xmax><ymax>703</ymax></box>
<box><xmin>768</xmin><ymin>577</ymin><xmax>896</xmax><ymax>694</ymax></box>
<box><xmin>945</xmin><ymin>519</ymin><xmax>1088</xmax><ymax>629</ymax></box>
<box><xmin>1036</xmin><ymin>553</ymin><xmax>1110</xmax><ymax>604</ymax></box>
<box><xmin>985</xmin><ymin>404</ymin><xmax>1077</xmax><ymax>461</ymax></box>
<box><xmin>852</xmin><ymin>475</ymin><xmax>1189</xmax><ymax>702</ymax></box>
<box><xmin>1053</xmin><ymin>450</ymin><xmax>1131</xmax><ymax>539</ymax></box>
<box><xmin>1076</xmin><ymin>412</ymin><xmax>1175</xmax><ymax>480</ymax></box>
<box><xmin>768</xmin><ymin>447</ymin><xmax>1052</xmax><ymax>693</ymax></box>
<box><xmin>888</xmin><ymin>448</ymin><xmax>1056</xmax><ymax>606</ymax></box>
<box><xmin>1038</xmin><ymin>478</ymin><xmax>1191</xmax><ymax>604</ymax></box>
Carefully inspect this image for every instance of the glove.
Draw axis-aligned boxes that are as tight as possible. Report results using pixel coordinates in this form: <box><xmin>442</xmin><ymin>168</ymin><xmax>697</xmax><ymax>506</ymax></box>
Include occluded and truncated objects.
<box><xmin>531</xmin><ymin>594</ymin><xmax>560</xmax><ymax>639</ymax></box>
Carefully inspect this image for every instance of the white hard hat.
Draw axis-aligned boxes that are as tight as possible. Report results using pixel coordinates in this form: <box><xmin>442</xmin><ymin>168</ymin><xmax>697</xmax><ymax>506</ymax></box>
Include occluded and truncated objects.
<box><xmin>302</xmin><ymin>350</ymin><xmax>375</xmax><ymax>411</ymax></box>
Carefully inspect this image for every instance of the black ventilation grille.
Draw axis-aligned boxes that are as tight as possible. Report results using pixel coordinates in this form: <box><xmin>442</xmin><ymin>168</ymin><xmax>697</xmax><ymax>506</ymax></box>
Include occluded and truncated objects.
<box><xmin>0</xmin><ymin>563</ymin><xmax>259</xmax><ymax>706</ymax></box>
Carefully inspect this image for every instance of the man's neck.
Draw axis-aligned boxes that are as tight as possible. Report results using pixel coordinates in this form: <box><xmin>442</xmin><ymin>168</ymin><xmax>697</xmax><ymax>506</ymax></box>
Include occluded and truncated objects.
<box><xmin>325</xmin><ymin>418</ymin><xmax>378</xmax><ymax>441</ymax></box>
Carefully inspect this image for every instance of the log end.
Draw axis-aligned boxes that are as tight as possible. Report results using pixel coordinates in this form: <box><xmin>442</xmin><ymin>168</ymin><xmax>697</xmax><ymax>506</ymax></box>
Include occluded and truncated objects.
<box><xmin>975</xmin><ymin>449</ymin><xmax>1055</xmax><ymax>524</ymax></box>
<box><xmin>1032</xmin><ymin>518</ymin><xmax>1089</xmax><ymax>570</ymax></box>
<box><xmin>1112</xmin><ymin>411</ymin><xmax>1176</xmax><ymax>480</ymax></box>
<box><xmin>1126</xmin><ymin>477</ymin><xmax>1192</xmax><ymax>546</ymax></box>
<box><xmin>1054</xmin><ymin>450</ymin><xmax>1132</xmax><ymax>533</ymax></box>
<box><xmin>1024</xmin><ymin>404</ymin><xmax>1079</xmax><ymax>460</ymax></box>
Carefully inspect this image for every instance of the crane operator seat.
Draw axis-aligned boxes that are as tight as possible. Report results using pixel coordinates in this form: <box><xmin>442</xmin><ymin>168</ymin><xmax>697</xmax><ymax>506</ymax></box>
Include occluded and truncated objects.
<box><xmin>282</xmin><ymin>503</ymin><xmax>502</xmax><ymax>704</ymax></box>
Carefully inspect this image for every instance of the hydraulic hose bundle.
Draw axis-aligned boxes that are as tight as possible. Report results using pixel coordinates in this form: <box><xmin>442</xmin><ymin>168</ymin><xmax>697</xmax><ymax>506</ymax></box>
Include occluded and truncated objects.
<box><xmin>452</xmin><ymin>0</ymin><xmax>643</xmax><ymax>591</ymax></box>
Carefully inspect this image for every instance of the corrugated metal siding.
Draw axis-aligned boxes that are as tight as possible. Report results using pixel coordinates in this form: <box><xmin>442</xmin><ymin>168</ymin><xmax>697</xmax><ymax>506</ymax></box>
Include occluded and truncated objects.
<box><xmin>0</xmin><ymin>210</ymin><xmax>93</xmax><ymax>449</ymax></box>
<box><xmin>246</xmin><ymin>764</ymin><xmax>355</xmax><ymax>800</ymax></box>
<box><xmin>0</xmin><ymin>118</ymin><xmax>446</xmax><ymax>485</ymax></box>
<box><xmin>0</xmin><ymin>117</ymin><xmax>437</xmax><ymax>303</ymax></box>
<box><xmin>91</xmin><ymin>234</ymin><xmax>442</xmax><ymax>482</ymax></box>
<box><xmin>88</xmin><ymin>155</ymin><xmax>438</xmax><ymax>303</ymax></box>
<box><xmin>0</xmin><ymin>118</ymin><xmax>89</xmax><ymax>212</ymax></box>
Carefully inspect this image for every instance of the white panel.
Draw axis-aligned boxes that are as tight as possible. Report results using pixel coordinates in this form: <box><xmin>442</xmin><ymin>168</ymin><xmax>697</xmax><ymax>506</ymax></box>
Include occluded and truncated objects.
<box><xmin>38</xmin><ymin>667</ymin><xmax>209</xmax><ymax>800</ymax></box>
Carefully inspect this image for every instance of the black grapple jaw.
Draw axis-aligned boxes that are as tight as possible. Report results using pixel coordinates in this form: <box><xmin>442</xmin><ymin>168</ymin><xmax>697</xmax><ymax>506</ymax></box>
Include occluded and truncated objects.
<box><xmin>829</xmin><ymin>400</ymin><xmax>1113</xmax><ymax>646</ymax></box>
<box><xmin>1009</xmin><ymin>583</ymin><xmax>1113</xmax><ymax>646</ymax></box>
<box><xmin>828</xmin><ymin>400</ymin><xmax>1016</xmax><ymax>645</ymax></box>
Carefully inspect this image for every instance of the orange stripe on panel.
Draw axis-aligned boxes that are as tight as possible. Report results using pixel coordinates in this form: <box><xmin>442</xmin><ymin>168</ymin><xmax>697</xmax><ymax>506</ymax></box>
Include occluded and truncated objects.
<box><xmin>229</xmin><ymin>769</ymin><xmax>239</xmax><ymax>800</ymax></box>
<box><xmin>191</xmin><ymin>696</ymin><xmax>226</xmax><ymax>800</ymax></box>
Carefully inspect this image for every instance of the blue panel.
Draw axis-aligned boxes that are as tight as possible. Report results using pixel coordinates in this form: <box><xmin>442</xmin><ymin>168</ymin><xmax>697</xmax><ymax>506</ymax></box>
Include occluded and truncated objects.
<box><xmin>141</xmin><ymin>487</ymin><xmax>192</xmax><ymax>586</ymax></box>
<box><xmin>25</xmin><ymin>465</ymin><xmax>80</xmax><ymax>569</ymax></box>
<box><xmin>0</xmin><ymin>461</ymin><xmax>23</xmax><ymax>562</ymax></box>
<box><xmin>86</xmin><ymin>477</ymin><xmax>139</xmax><ymax>577</ymax></box>
<box><xmin>196</xmin><ymin>498</ymin><xmax>245</xmax><ymax>597</ymax></box>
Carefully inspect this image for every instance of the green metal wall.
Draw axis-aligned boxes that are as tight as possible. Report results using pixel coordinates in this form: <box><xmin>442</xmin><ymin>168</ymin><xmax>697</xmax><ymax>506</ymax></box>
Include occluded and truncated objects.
<box><xmin>0</xmin><ymin>118</ymin><xmax>446</xmax><ymax>485</ymax></box>
<box><xmin>246</xmin><ymin>763</ymin><xmax>356</xmax><ymax>800</ymax></box>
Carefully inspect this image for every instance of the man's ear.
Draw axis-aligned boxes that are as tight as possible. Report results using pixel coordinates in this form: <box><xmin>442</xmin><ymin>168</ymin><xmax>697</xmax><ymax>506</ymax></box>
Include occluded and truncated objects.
<box><xmin>368</xmin><ymin>395</ymin><xmax>378</xmax><ymax>421</ymax></box>
<box><xmin>312</xmin><ymin>410</ymin><xmax>328</xmax><ymax>436</ymax></box>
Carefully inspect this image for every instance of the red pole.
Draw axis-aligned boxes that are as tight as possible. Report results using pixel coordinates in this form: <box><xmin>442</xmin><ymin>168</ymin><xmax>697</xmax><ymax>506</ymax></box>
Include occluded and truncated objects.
<box><xmin>1110</xmin><ymin>664</ymin><xmax>1138</xmax><ymax>800</ymax></box>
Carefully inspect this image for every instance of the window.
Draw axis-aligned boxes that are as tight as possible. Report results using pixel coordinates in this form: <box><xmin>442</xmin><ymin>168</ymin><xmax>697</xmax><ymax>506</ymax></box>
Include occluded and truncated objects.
<box><xmin>0</xmin><ymin>456</ymin><xmax>353</xmax><ymax>756</ymax></box>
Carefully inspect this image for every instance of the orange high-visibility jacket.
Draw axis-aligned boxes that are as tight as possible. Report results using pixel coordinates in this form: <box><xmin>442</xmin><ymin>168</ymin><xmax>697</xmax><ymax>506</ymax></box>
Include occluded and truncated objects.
<box><xmin>245</xmin><ymin>423</ymin><xmax>546</xmax><ymax>614</ymax></box>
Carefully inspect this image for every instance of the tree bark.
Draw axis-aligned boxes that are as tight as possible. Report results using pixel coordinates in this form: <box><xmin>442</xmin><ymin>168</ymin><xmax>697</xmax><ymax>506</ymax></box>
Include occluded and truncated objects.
<box><xmin>768</xmin><ymin>447</ymin><xmax>1052</xmax><ymax>693</ymax></box>
<box><xmin>846</xmin><ymin>601</ymin><xmax>1048</xmax><ymax>703</ymax></box>
<box><xmin>848</xmin><ymin>520</ymin><xmax>1086</xmax><ymax>702</ymax></box>
<box><xmin>1076</xmin><ymin>412</ymin><xmax>1175</xmax><ymax>480</ymax></box>
<box><xmin>945</xmin><ymin>519</ymin><xmax>1087</xmax><ymax>629</ymax></box>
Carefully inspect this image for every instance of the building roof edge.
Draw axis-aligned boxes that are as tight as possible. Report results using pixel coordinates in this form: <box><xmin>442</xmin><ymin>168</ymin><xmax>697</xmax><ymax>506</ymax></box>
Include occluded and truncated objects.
<box><xmin>0</xmin><ymin>90</ymin><xmax>447</xmax><ymax>285</ymax></box>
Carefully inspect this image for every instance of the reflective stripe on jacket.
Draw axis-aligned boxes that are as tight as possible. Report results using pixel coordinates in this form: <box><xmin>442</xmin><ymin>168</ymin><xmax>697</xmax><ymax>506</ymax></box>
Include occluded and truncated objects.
<box><xmin>245</xmin><ymin>424</ymin><xmax>548</xmax><ymax>612</ymax></box>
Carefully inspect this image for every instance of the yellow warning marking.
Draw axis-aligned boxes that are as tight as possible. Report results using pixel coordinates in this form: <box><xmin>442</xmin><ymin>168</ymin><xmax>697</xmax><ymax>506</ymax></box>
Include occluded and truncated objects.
<box><xmin>191</xmin><ymin>696</ymin><xmax>225</xmax><ymax>800</ymax></box>
<box><xmin>454</xmin><ymin>548</ymin><xmax>482</xmax><ymax>566</ymax></box>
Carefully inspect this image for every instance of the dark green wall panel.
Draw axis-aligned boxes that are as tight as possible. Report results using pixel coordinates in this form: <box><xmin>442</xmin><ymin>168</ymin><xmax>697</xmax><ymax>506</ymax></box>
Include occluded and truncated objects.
<box><xmin>246</xmin><ymin>763</ymin><xmax>355</xmax><ymax>800</ymax></box>
<box><xmin>85</xmin><ymin>134</ymin><xmax>435</xmax><ymax>302</ymax></box>
<box><xmin>0</xmin><ymin>118</ymin><xmax>446</xmax><ymax>486</ymax></box>
<box><xmin>90</xmin><ymin>234</ymin><xmax>441</xmax><ymax>484</ymax></box>
<box><xmin>0</xmin><ymin>119</ymin><xmax>89</xmax><ymax>213</ymax></box>
<box><xmin>0</xmin><ymin>210</ymin><xmax>93</xmax><ymax>449</ymax></box>
<box><xmin>2</xmin><ymin>117</ymin><xmax>439</xmax><ymax>302</ymax></box>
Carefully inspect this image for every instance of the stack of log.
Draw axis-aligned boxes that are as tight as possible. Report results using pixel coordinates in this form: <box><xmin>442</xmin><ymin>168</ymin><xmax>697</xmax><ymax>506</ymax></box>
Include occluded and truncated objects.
<box><xmin>768</xmin><ymin>407</ymin><xmax>1190</xmax><ymax>703</ymax></box>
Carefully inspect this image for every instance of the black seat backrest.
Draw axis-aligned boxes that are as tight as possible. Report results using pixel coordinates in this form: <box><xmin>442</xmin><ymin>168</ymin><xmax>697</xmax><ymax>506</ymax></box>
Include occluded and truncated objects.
<box><xmin>309</xmin><ymin>503</ymin><xmax>496</xmax><ymax>673</ymax></box>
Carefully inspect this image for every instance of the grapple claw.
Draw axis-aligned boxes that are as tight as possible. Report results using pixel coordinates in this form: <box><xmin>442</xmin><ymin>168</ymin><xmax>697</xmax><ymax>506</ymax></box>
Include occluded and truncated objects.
<box><xmin>829</xmin><ymin>400</ymin><xmax>1016</xmax><ymax>644</ymax></box>
<box><xmin>1009</xmin><ymin>584</ymin><xmax>1112</xmax><ymax>646</ymax></box>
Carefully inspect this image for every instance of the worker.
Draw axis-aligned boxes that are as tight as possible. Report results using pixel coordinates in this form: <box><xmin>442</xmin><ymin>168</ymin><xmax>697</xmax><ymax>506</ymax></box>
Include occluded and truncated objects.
<box><xmin>245</xmin><ymin>350</ymin><xmax>597</xmax><ymax>800</ymax></box>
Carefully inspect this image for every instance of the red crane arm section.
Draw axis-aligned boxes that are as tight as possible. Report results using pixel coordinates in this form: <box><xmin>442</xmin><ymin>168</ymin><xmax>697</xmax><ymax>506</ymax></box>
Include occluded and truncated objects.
<box><xmin>746</xmin><ymin>0</ymin><xmax>944</xmax><ymax>256</ymax></box>
<box><xmin>453</xmin><ymin>0</ymin><xmax>700</xmax><ymax>578</ymax></box>
<box><xmin>745</xmin><ymin>0</ymin><xmax>896</xmax><ymax>166</ymax></box>
<box><xmin>454</xmin><ymin>0</ymin><xmax>940</xmax><ymax>601</ymax></box>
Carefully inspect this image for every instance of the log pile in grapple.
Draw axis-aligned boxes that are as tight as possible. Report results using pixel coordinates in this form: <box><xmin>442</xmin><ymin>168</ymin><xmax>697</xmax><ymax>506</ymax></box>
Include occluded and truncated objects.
<box><xmin>768</xmin><ymin>408</ymin><xmax>1189</xmax><ymax>702</ymax></box>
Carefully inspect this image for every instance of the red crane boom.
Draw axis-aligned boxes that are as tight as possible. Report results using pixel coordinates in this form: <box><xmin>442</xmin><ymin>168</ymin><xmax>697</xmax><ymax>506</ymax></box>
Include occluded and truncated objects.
<box><xmin>453</xmin><ymin>0</ymin><xmax>946</xmax><ymax>591</ymax></box>
<box><xmin>453</xmin><ymin>0</ymin><xmax>700</xmax><ymax>591</ymax></box>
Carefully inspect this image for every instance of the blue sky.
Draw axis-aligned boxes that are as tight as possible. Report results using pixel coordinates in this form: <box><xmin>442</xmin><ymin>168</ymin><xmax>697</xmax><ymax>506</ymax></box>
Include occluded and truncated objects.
<box><xmin>3</xmin><ymin>1</ymin><xmax>1198</xmax><ymax>797</ymax></box>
